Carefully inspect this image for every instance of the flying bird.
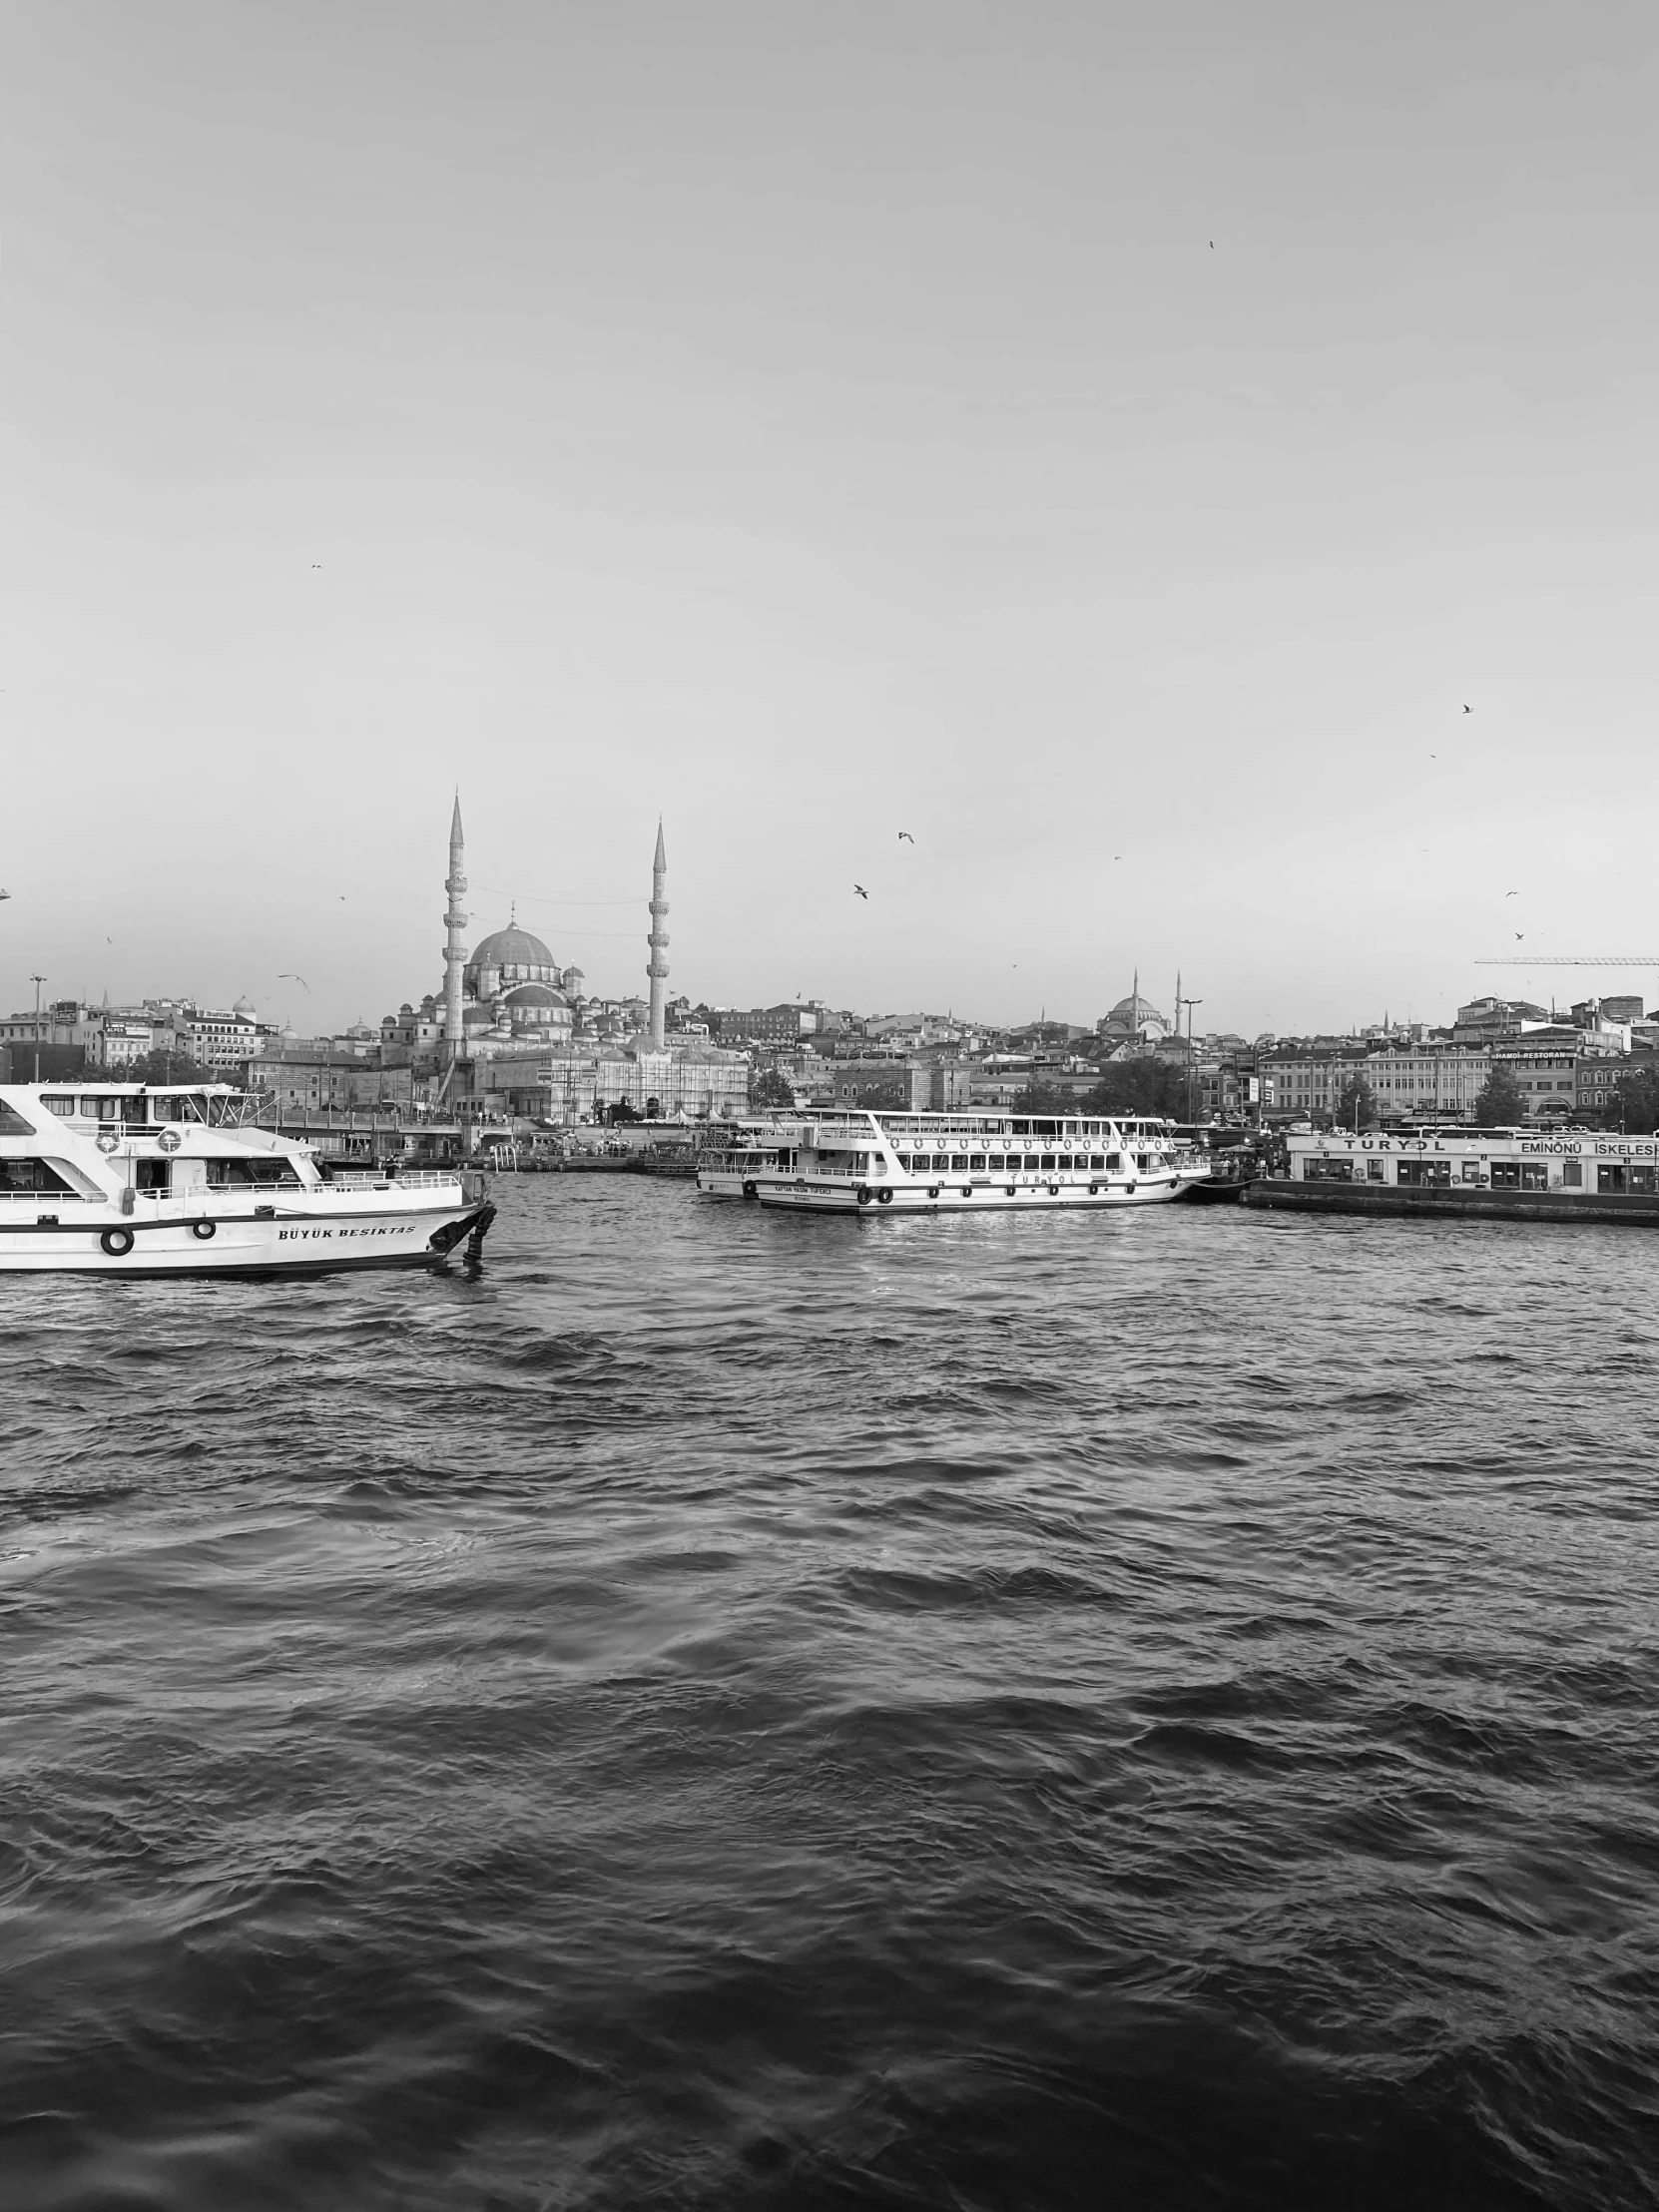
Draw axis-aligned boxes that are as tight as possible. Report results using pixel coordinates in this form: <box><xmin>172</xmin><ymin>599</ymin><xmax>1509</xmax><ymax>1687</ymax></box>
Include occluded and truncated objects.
<box><xmin>0</xmin><ymin>889</ymin><xmax>9</xmax><ymax>901</ymax></box>
<box><xmin>852</xmin><ymin>884</ymin><xmax>868</xmax><ymax>900</ymax></box>
<box><xmin>1514</xmin><ymin>933</ymin><xmax>1524</xmax><ymax>941</ymax></box>
<box><xmin>1505</xmin><ymin>890</ymin><xmax>1518</xmax><ymax>897</ymax></box>
<box><xmin>897</xmin><ymin>831</ymin><xmax>914</xmax><ymax>843</ymax></box>
<box><xmin>279</xmin><ymin>972</ymin><xmax>310</xmax><ymax>990</ymax></box>
<box><xmin>1463</xmin><ymin>704</ymin><xmax>1472</xmax><ymax>713</ymax></box>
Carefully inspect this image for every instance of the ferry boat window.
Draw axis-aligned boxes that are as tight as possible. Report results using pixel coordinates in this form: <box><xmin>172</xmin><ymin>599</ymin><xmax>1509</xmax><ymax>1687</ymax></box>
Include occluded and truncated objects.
<box><xmin>206</xmin><ymin>1096</ymin><xmax>243</xmax><ymax>1126</ymax></box>
<box><xmin>136</xmin><ymin>1160</ymin><xmax>170</xmax><ymax>1192</ymax></box>
<box><xmin>1305</xmin><ymin>1158</ymin><xmax>1355</xmax><ymax>1181</ymax></box>
<box><xmin>1022</xmin><ymin>1153</ymin><xmax>1039</xmax><ymax>1170</ymax></box>
<box><xmin>0</xmin><ymin>1101</ymin><xmax>36</xmax><ymax>1136</ymax></box>
<box><xmin>987</xmin><ymin>1153</ymin><xmax>1005</xmax><ymax>1170</ymax></box>
<box><xmin>0</xmin><ymin>1158</ymin><xmax>77</xmax><ymax>1194</ymax></box>
<box><xmin>968</xmin><ymin>1154</ymin><xmax>986</xmax><ymax>1171</ymax></box>
<box><xmin>1598</xmin><ymin>1163</ymin><xmax>1626</xmax><ymax>1194</ymax></box>
<box><xmin>1036</xmin><ymin>1153</ymin><xmax>1054</xmax><ymax>1171</ymax></box>
<box><xmin>1520</xmin><ymin>1162</ymin><xmax>1548</xmax><ymax>1190</ymax></box>
<box><xmin>1105</xmin><ymin>1152</ymin><xmax>1121</xmax><ymax>1170</ymax></box>
<box><xmin>1368</xmin><ymin>1159</ymin><xmax>1386</xmax><ymax>1181</ymax></box>
<box><xmin>1089</xmin><ymin>1153</ymin><xmax>1104</xmax><ymax>1170</ymax></box>
<box><xmin>206</xmin><ymin>1158</ymin><xmax>302</xmax><ymax>1187</ymax></box>
<box><xmin>1460</xmin><ymin>1161</ymin><xmax>1482</xmax><ymax>1184</ymax></box>
<box><xmin>40</xmin><ymin>1095</ymin><xmax>75</xmax><ymax>1117</ymax></box>
<box><xmin>949</xmin><ymin>1154</ymin><xmax>968</xmax><ymax>1172</ymax></box>
<box><xmin>1562</xmin><ymin>1161</ymin><xmax>1582</xmax><ymax>1187</ymax></box>
<box><xmin>1490</xmin><ymin>1162</ymin><xmax>1520</xmax><ymax>1188</ymax></box>
<box><xmin>1135</xmin><ymin>1153</ymin><xmax>1150</xmax><ymax>1172</ymax></box>
<box><xmin>81</xmin><ymin>1096</ymin><xmax>123</xmax><ymax>1121</ymax></box>
<box><xmin>1631</xmin><ymin>1166</ymin><xmax>1655</xmax><ymax>1194</ymax></box>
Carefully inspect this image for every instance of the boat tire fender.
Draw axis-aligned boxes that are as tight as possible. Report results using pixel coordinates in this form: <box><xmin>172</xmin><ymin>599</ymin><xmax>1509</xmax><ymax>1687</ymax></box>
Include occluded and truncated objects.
<box><xmin>876</xmin><ymin>1187</ymin><xmax>893</xmax><ymax>1204</ymax></box>
<box><xmin>856</xmin><ymin>1186</ymin><xmax>872</xmax><ymax>1206</ymax></box>
<box><xmin>742</xmin><ymin>1180</ymin><xmax>758</xmax><ymax>1200</ymax></box>
<box><xmin>927</xmin><ymin>1184</ymin><xmax>940</xmax><ymax>1200</ymax></box>
<box><xmin>191</xmin><ymin>1220</ymin><xmax>217</xmax><ymax>1242</ymax></box>
<box><xmin>1047</xmin><ymin>1181</ymin><xmax>1060</xmax><ymax>1196</ymax></box>
<box><xmin>1126</xmin><ymin>1180</ymin><xmax>1137</xmax><ymax>1196</ymax></box>
<box><xmin>100</xmin><ymin>1227</ymin><xmax>135</xmax><ymax>1257</ymax></box>
<box><xmin>1005</xmin><ymin>1184</ymin><xmax>1016</xmax><ymax>1197</ymax></box>
<box><xmin>960</xmin><ymin>1184</ymin><xmax>972</xmax><ymax>1197</ymax></box>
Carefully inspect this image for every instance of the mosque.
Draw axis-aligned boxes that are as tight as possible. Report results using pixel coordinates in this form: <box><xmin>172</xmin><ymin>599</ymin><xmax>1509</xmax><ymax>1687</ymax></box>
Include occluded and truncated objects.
<box><xmin>1095</xmin><ymin>972</ymin><xmax>1175</xmax><ymax>1046</ymax></box>
<box><xmin>380</xmin><ymin>800</ymin><xmax>746</xmax><ymax>1121</ymax></box>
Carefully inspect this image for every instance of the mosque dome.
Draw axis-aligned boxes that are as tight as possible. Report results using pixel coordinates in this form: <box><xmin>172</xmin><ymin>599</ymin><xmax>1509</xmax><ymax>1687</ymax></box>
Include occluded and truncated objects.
<box><xmin>471</xmin><ymin>922</ymin><xmax>556</xmax><ymax>971</ymax></box>
<box><xmin>503</xmin><ymin>983</ymin><xmax>568</xmax><ymax>1009</ymax></box>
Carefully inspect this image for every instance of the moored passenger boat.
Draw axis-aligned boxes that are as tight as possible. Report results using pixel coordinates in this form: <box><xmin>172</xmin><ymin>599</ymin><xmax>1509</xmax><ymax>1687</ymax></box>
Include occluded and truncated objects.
<box><xmin>1245</xmin><ymin>1124</ymin><xmax>1659</xmax><ymax>1224</ymax></box>
<box><xmin>696</xmin><ymin>1108</ymin><xmax>1199</xmax><ymax>1213</ymax></box>
<box><xmin>0</xmin><ymin>1083</ymin><xmax>496</xmax><ymax>1276</ymax></box>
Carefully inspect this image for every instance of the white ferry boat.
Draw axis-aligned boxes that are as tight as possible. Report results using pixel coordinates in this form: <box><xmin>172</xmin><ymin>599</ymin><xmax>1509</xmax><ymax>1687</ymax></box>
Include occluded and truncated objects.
<box><xmin>1245</xmin><ymin>1123</ymin><xmax>1659</xmax><ymax>1224</ymax></box>
<box><xmin>0</xmin><ymin>1082</ymin><xmax>496</xmax><ymax>1276</ymax></box>
<box><xmin>696</xmin><ymin>1108</ymin><xmax>1201</xmax><ymax>1214</ymax></box>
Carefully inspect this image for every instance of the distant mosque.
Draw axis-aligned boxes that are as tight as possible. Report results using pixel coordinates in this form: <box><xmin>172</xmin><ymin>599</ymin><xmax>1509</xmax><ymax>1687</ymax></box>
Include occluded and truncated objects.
<box><xmin>374</xmin><ymin>801</ymin><xmax>747</xmax><ymax>1127</ymax></box>
<box><xmin>1096</xmin><ymin>970</ymin><xmax>1175</xmax><ymax>1045</ymax></box>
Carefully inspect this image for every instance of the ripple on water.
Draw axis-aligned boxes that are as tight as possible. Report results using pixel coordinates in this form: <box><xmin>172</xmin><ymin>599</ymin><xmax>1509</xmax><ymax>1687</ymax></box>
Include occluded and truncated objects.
<box><xmin>0</xmin><ymin>1182</ymin><xmax>1657</xmax><ymax>2210</ymax></box>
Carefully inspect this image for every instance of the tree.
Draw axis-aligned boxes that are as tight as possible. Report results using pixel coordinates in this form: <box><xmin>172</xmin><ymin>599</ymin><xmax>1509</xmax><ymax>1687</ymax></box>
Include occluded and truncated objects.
<box><xmin>750</xmin><ymin>1067</ymin><xmax>797</xmax><ymax>1109</ymax></box>
<box><xmin>1010</xmin><ymin>1081</ymin><xmax>1078</xmax><ymax>1116</ymax></box>
<box><xmin>1472</xmin><ymin>1064</ymin><xmax>1526</xmax><ymax>1126</ymax></box>
<box><xmin>1081</xmin><ymin>1059</ymin><xmax>1189</xmax><ymax>1119</ymax></box>
<box><xmin>1602</xmin><ymin>1067</ymin><xmax>1659</xmax><ymax>1134</ymax></box>
<box><xmin>129</xmin><ymin>1048</ymin><xmax>216</xmax><ymax>1085</ymax></box>
<box><xmin>1334</xmin><ymin>1073</ymin><xmax>1380</xmax><ymax>1131</ymax></box>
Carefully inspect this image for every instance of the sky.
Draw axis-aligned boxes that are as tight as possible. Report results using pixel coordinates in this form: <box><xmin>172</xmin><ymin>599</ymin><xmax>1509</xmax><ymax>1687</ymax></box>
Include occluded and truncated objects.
<box><xmin>4</xmin><ymin>2</ymin><xmax>1657</xmax><ymax>1038</ymax></box>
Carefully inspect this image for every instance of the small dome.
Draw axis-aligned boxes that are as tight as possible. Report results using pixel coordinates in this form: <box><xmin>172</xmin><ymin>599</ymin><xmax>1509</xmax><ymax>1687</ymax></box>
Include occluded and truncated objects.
<box><xmin>503</xmin><ymin>983</ymin><xmax>568</xmax><ymax>1009</ymax></box>
<box><xmin>471</xmin><ymin>922</ymin><xmax>556</xmax><ymax>970</ymax></box>
<box><xmin>233</xmin><ymin>994</ymin><xmax>257</xmax><ymax>1016</ymax></box>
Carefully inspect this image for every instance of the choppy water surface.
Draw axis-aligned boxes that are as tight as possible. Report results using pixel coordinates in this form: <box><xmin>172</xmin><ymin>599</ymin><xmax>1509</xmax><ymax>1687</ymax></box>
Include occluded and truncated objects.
<box><xmin>3</xmin><ymin>1182</ymin><xmax>1658</xmax><ymax>2212</ymax></box>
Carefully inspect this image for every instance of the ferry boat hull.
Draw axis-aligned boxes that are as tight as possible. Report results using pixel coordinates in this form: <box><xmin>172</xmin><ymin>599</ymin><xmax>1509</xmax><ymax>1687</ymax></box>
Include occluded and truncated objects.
<box><xmin>0</xmin><ymin>1197</ymin><xmax>495</xmax><ymax>1276</ymax></box>
<box><xmin>1245</xmin><ymin>1181</ymin><xmax>1659</xmax><ymax>1227</ymax></box>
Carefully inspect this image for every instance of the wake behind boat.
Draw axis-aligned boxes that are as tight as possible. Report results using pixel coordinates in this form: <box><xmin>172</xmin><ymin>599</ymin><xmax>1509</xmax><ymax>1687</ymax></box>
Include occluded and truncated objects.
<box><xmin>0</xmin><ymin>1082</ymin><xmax>495</xmax><ymax>1277</ymax></box>
<box><xmin>697</xmin><ymin>1107</ymin><xmax>1208</xmax><ymax>1213</ymax></box>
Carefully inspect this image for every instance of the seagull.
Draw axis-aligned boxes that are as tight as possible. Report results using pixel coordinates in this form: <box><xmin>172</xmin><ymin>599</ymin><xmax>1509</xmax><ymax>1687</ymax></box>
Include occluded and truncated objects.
<box><xmin>279</xmin><ymin>972</ymin><xmax>310</xmax><ymax>990</ymax></box>
<box><xmin>852</xmin><ymin>884</ymin><xmax>868</xmax><ymax>900</ymax></box>
<box><xmin>1514</xmin><ymin>932</ymin><xmax>1524</xmax><ymax>941</ymax></box>
<box><xmin>1505</xmin><ymin>890</ymin><xmax>1518</xmax><ymax>897</ymax></box>
<box><xmin>1463</xmin><ymin>704</ymin><xmax>1472</xmax><ymax>714</ymax></box>
<box><xmin>897</xmin><ymin>831</ymin><xmax>914</xmax><ymax>843</ymax></box>
<box><xmin>0</xmin><ymin>889</ymin><xmax>9</xmax><ymax>901</ymax></box>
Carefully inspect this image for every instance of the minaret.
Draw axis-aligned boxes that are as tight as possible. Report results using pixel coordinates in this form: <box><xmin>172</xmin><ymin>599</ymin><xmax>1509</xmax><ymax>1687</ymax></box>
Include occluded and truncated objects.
<box><xmin>646</xmin><ymin>820</ymin><xmax>670</xmax><ymax>1050</ymax></box>
<box><xmin>443</xmin><ymin>795</ymin><xmax>468</xmax><ymax>1054</ymax></box>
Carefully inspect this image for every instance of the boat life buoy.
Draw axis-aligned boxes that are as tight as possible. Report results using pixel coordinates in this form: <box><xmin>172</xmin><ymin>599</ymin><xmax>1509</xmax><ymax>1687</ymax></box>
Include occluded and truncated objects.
<box><xmin>96</xmin><ymin>1129</ymin><xmax>120</xmax><ymax>1154</ymax></box>
<box><xmin>876</xmin><ymin>1187</ymin><xmax>893</xmax><ymax>1204</ymax></box>
<box><xmin>742</xmin><ymin>1180</ymin><xmax>758</xmax><ymax>1200</ymax></box>
<box><xmin>100</xmin><ymin>1227</ymin><xmax>135</xmax><ymax>1257</ymax></box>
<box><xmin>157</xmin><ymin>1127</ymin><xmax>183</xmax><ymax>1154</ymax></box>
<box><xmin>856</xmin><ymin>1186</ymin><xmax>872</xmax><ymax>1205</ymax></box>
<box><xmin>192</xmin><ymin>1220</ymin><xmax>217</xmax><ymax>1241</ymax></box>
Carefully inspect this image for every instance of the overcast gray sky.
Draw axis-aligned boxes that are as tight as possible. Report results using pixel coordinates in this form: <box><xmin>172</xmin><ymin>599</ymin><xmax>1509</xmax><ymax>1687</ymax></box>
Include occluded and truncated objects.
<box><xmin>4</xmin><ymin>2</ymin><xmax>1656</xmax><ymax>1037</ymax></box>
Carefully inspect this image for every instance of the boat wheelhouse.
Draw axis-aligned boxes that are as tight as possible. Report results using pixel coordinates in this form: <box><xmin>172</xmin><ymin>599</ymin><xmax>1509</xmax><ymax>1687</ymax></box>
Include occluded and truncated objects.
<box><xmin>696</xmin><ymin>1108</ymin><xmax>1204</xmax><ymax>1213</ymax></box>
<box><xmin>0</xmin><ymin>1083</ymin><xmax>496</xmax><ymax>1276</ymax></box>
<box><xmin>1246</xmin><ymin>1124</ymin><xmax>1659</xmax><ymax>1223</ymax></box>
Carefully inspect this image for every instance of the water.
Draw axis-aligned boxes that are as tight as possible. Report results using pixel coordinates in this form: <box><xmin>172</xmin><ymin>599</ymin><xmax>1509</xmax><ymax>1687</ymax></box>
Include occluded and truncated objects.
<box><xmin>3</xmin><ymin>1182</ymin><xmax>1657</xmax><ymax>2212</ymax></box>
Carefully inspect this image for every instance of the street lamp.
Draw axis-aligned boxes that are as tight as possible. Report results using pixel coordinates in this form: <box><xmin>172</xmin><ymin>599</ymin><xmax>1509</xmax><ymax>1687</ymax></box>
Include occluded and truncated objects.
<box><xmin>1176</xmin><ymin>995</ymin><xmax>1203</xmax><ymax>1125</ymax></box>
<box><xmin>29</xmin><ymin>973</ymin><xmax>46</xmax><ymax>1083</ymax></box>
